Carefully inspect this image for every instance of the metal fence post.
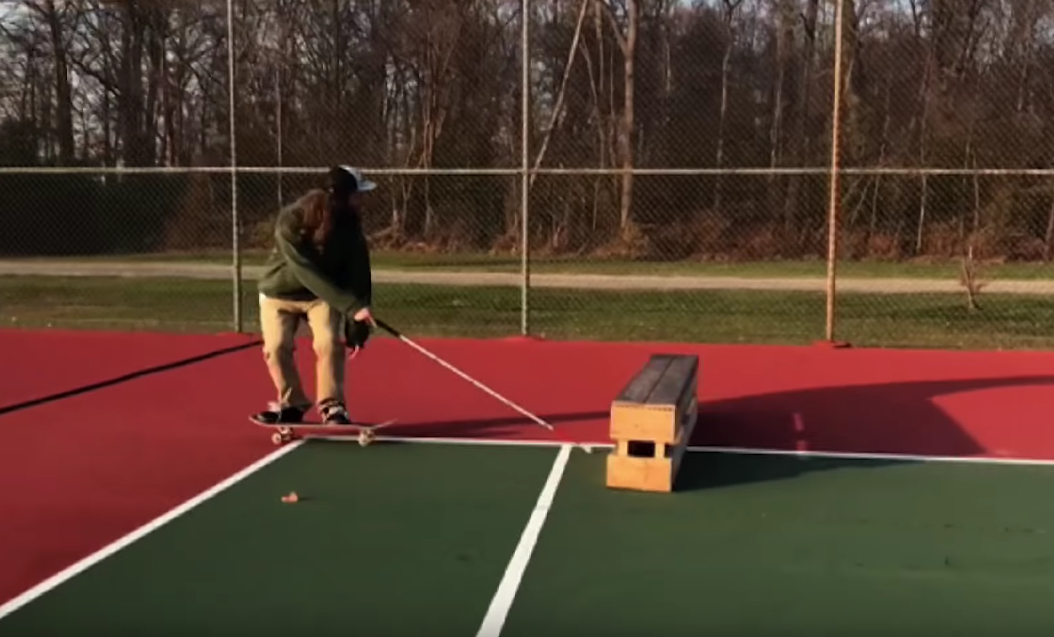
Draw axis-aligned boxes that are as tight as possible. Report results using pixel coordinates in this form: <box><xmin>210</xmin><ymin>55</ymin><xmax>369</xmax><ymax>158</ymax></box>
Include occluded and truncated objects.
<box><xmin>226</xmin><ymin>0</ymin><xmax>243</xmax><ymax>333</ymax></box>
<box><xmin>824</xmin><ymin>0</ymin><xmax>846</xmax><ymax>344</ymax></box>
<box><xmin>520</xmin><ymin>0</ymin><xmax>531</xmax><ymax>337</ymax></box>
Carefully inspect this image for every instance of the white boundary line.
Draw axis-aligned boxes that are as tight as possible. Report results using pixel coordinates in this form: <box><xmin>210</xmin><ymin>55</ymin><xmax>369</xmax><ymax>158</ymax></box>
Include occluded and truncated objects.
<box><xmin>0</xmin><ymin>440</ymin><xmax>305</xmax><ymax>621</ymax></box>
<box><xmin>474</xmin><ymin>444</ymin><xmax>573</xmax><ymax>637</ymax></box>
<box><xmin>347</xmin><ymin>433</ymin><xmax>1054</xmax><ymax>468</ymax></box>
<box><xmin>685</xmin><ymin>445</ymin><xmax>1054</xmax><ymax>467</ymax></box>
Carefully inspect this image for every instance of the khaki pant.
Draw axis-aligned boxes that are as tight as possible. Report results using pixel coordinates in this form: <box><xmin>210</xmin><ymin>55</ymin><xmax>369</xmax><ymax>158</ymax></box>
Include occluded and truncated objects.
<box><xmin>258</xmin><ymin>293</ymin><xmax>345</xmax><ymax>410</ymax></box>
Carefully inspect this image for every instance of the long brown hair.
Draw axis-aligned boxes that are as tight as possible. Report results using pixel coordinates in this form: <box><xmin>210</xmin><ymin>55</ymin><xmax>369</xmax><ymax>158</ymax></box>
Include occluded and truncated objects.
<box><xmin>297</xmin><ymin>188</ymin><xmax>334</xmax><ymax>251</ymax></box>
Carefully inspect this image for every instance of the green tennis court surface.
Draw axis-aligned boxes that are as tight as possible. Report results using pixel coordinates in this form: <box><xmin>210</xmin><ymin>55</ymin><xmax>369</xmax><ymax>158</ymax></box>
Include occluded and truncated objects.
<box><xmin>3</xmin><ymin>439</ymin><xmax>1054</xmax><ymax>636</ymax></box>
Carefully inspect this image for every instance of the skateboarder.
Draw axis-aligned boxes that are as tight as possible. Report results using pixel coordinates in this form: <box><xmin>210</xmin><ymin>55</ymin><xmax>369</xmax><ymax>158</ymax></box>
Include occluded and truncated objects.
<box><xmin>251</xmin><ymin>165</ymin><xmax>377</xmax><ymax>426</ymax></box>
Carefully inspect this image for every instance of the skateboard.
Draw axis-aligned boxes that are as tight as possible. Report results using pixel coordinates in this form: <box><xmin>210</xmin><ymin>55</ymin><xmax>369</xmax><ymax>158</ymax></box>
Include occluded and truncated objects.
<box><xmin>251</xmin><ymin>417</ymin><xmax>397</xmax><ymax>447</ymax></box>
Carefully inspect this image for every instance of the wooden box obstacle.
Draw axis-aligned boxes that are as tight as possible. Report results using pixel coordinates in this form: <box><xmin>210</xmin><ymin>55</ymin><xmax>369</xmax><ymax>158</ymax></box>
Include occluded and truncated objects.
<box><xmin>606</xmin><ymin>353</ymin><xmax>699</xmax><ymax>493</ymax></box>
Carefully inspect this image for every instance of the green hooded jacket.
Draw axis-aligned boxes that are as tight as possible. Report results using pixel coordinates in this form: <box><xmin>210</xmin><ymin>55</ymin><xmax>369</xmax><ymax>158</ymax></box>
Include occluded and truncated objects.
<box><xmin>257</xmin><ymin>190</ymin><xmax>372</xmax><ymax>316</ymax></box>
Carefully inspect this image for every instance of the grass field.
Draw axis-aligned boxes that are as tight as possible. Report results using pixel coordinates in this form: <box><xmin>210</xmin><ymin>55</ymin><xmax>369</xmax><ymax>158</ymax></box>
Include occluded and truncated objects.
<box><xmin>4</xmin><ymin>275</ymin><xmax>1054</xmax><ymax>349</ymax></box>
<box><xmin>14</xmin><ymin>249</ymin><xmax>1054</xmax><ymax>280</ymax></box>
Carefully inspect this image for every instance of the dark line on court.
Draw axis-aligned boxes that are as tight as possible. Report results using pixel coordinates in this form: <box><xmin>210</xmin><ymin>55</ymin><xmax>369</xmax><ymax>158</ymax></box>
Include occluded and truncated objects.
<box><xmin>0</xmin><ymin>339</ymin><xmax>261</xmax><ymax>416</ymax></box>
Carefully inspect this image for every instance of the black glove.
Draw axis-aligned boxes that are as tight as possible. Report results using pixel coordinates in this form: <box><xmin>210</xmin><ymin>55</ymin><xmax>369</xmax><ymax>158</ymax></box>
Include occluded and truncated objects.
<box><xmin>345</xmin><ymin>317</ymin><xmax>372</xmax><ymax>351</ymax></box>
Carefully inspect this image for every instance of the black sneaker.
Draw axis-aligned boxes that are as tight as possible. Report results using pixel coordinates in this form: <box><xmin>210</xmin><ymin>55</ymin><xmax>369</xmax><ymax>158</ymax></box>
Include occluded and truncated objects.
<box><xmin>320</xmin><ymin>402</ymin><xmax>352</xmax><ymax>425</ymax></box>
<box><xmin>251</xmin><ymin>402</ymin><xmax>305</xmax><ymax>425</ymax></box>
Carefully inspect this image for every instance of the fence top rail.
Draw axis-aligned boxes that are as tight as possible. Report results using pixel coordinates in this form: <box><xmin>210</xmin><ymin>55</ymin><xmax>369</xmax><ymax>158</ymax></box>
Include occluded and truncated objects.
<box><xmin>2</xmin><ymin>166</ymin><xmax>1054</xmax><ymax>177</ymax></box>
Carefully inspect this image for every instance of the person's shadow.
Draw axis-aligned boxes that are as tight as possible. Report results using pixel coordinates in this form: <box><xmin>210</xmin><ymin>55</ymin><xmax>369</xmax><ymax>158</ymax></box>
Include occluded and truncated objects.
<box><xmin>675</xmin><ymin>374</ymin><xmax>1054</xmax><ymax>491</ymax></box>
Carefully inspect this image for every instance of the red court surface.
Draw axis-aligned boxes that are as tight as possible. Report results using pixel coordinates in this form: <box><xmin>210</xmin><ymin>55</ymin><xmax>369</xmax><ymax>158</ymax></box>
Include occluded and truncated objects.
<box><xmin>0</xmin><ymin>329</ymin><xmax>259</xmax><ymax>411</ymax></box>
<box><xmin>3</xmin><ymin>329</ymin><xmax>1054</xmax><ymax>606</ymax></box>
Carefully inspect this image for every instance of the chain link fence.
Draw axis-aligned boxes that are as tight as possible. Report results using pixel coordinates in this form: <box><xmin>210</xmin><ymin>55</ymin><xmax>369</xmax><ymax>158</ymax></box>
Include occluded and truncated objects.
<box><xmin>1</xmin><ymin>0</ymin><xmax>1053</xmax><ymax>349</ymax></box>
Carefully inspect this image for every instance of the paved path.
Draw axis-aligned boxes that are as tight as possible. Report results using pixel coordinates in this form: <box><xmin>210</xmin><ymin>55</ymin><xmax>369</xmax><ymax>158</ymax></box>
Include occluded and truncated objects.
<box><xmin>0</xmin><ymin>259</ymin><xmax>1049</xmax><ymax>295</ymax></box>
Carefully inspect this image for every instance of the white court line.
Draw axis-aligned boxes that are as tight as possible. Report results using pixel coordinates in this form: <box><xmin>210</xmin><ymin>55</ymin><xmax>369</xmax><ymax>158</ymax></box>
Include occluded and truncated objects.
<box><xmin>0</xmin><ymin>440</ymin><xmax>305</xmax><ymax>621</ymax></box>
<box><xmin>686</xmin><ymin>445</ymin><xmax>1054</xmax><ymax>467</ymax></box>
<box><xmin>474</xmin><ymin>444</ymin><xmax>573</xmax><ymax>637</ymax></box>
<box><xmin>332</xmin><ymin>433</ymin><xmax>1054</xmax><ymax>468</ymax></box>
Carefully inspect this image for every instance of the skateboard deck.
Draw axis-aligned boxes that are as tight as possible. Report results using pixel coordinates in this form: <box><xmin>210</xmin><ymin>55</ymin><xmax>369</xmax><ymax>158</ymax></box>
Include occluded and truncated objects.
<box><xmin>251</xmin><ymin>417</ymin><xmax>397</xmax><ymax>447</ymax></box>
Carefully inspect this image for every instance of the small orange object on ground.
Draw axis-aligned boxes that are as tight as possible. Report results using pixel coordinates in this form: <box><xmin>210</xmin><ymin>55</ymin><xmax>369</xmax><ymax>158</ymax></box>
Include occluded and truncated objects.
<box><xmin>280</xmin><ymin>491</ymin><xmax>299</xmax><ymax>503</ymax></box>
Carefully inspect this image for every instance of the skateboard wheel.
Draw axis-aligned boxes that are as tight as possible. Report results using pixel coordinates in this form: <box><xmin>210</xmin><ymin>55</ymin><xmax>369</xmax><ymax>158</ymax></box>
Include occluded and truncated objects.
<box><xmin>358</xmin><ymin>431</ymin><xmax>372</xmax><ymax>447</ymax></box>
<box><xmin>271</xmin><ymin>432</ymin><xmax>283</xmax><ymax>446</ymax></box>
